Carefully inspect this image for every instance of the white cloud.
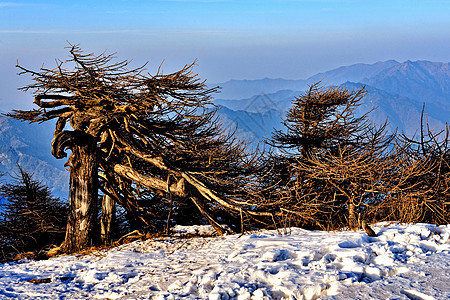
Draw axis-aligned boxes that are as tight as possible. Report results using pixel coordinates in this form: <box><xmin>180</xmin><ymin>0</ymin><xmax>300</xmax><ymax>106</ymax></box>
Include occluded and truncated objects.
<box><xmin>0</xmin><ymin>29</ymin><xmax>134</xmax><ymax>34</ymax></box>
<box><xmin>0</xmin><ymin>29</ymin><xmax>232</xmax><ymax>35</ymax></box>
<box><xmin>0</xmin><ymin>2</ymin><xmax>25</xmax><ymax>7</ymax></box>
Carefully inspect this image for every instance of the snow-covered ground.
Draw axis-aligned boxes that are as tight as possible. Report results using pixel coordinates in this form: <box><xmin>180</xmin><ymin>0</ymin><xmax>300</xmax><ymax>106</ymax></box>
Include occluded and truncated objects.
<box><xmin>0</xmin><ymin>223</ymin><xmax>449</xmax><ymax>299</ymax></box>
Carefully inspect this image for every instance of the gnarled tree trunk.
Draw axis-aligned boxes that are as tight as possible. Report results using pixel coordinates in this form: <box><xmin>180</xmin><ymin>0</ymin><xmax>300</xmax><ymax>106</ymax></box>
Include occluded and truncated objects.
<box><xmin>53</xmin><ymin>131</ymin><xmax>99</xmax><ymax>253</ymax></box>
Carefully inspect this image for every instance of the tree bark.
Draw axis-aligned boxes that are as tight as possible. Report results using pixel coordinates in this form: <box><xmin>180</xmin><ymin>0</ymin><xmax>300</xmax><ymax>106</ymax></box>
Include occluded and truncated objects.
<box><xmin>59</xmin><ymin>136</ymin><xmax>98</xmax><ymax>253</ymax></box>
<box><xmin>114</xmin><ymin>164</ymin><xmax>186</xmax><ymax>197</ymax></box>
<box><xmin>190</xmin><ymin>196</ymin><xmax>232</xmax><ymax>235</ymax></box>
<box><xmin>101</xmin><ymin>194</ymin><xmax>115</xmax><ymax>244</ymax></box>
<box><xmin>348</xmin><ymin>200</ymin><xmax>358</xmax><ymax>230</ymax></box>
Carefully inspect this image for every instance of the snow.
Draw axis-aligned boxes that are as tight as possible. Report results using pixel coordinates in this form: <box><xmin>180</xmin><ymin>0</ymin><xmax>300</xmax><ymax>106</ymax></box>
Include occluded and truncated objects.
<box><xmin>0</xmin><ymin>223</ymin><xmax>449</xmax><ymax>299</ymax></box>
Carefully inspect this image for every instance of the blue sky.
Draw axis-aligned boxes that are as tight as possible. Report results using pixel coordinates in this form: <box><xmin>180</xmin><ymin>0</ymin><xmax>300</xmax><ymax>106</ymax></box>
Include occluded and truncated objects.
<box><xmin>0</xmin><ymin>0</ymin><xmax>449</xmax><ymax>110</ymax></box>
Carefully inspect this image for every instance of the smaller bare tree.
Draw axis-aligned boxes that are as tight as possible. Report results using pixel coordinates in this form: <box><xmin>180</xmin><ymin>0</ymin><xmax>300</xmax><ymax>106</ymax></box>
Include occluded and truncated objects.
<box><xmin>0</xmin><ymin>166</ymin><xmax>67</xmax><ymax>260</ymax></box>
<box><xmin>375</xmin><ymin>108</ymin><xmax>450</xmax><ymax>225</ymax></box>
<box><xmin>267</xmin><ymin>83</ymin><xmax>398</xmax><ymax>229</ymax></box>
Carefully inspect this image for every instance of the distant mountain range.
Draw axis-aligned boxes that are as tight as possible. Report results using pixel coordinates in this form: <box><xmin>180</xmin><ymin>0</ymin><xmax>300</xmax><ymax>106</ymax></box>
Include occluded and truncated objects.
<box><xmin>365</xmin><ymin>61</ymin><xmax>449</xmax><ymax>106</ymax></box>
<box><xmin>0</xmin><ymin>116</ymin><xmax>69</xmax><ymax>199</ymax></box>
<box><xmin>214</xmin><ymin>60</ymin><xmax>449</xmax><ymax>147</ymax></box>
<box><xmin>0</xmin><ymin>60</ymin><xmax>448</xmax><ymax>198</ymax></box>
<box><xmin>214</xmin><ymin>60</ymin><xmax>449</xmax><ymax>103</ymax></box>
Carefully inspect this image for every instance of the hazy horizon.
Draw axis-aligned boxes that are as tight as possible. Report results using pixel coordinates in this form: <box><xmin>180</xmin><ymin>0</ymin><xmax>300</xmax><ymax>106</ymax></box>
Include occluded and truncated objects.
<box><xmin>1</xmin><ymin>0</ymin><xmax>449</xmax><ymax>111</ymax></box>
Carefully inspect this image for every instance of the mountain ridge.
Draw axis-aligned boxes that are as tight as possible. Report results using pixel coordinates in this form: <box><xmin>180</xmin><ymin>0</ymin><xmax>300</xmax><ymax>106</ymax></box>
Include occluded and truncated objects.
<box><xmin>215</xmin><ymin>60</ymin><xmax>449</xmax><ymax>104</ymax></box>
<box><xmin>365</xmin><ymin>60</ymin><xmax>450</xmax><ymax>105</ymax></box>
<box><xmin>306</xmin><ymin>60</ymin><xmax>400</xmax><ymax>86</ymax></box>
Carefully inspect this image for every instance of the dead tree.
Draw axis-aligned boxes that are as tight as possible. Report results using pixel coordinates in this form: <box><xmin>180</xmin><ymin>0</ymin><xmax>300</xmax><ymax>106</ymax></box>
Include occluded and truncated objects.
<box><xmin>8</xmin><ymin>44</ymin><xmax>270</xmax><ymax>252</ymax></box>
<box><xmin>0</xmin><ymin>166</ymin><xmax>67</xmax><ymax>259</ymax></box>
<box><xmin>270</xmin><ymin>82</ymin><xmax>370</xmax><ymax>158</ymax></box>
<box><xmin>295</xmin><ymin>131</ymin><xmax>399</xmax><ymax>229</ymax></box>
<box><xmin>267</xmin><ymin>83</ymin><xmax>397</xmax><ymax>229</ymax></box>
<box><xmin>381</xmin><ymin>108</ymin><xmax>450</xmax><ymax>225</ymax></box>
<box><xmin>267</xmin><ymin>83</ymin><xmax>450</xmax><ymax>229</ymax></box>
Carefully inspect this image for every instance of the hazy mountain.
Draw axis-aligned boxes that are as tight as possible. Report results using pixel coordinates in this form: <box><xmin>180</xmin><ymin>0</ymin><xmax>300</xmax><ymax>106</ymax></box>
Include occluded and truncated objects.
<box><xmin>0</xmin><ymin>116</ymin><xmax>69</xmax><ymax>199</ymax></box>
<box><xmin>365</xmin><ymin>60</ymin><xmax>450</xmax><ymax>105</ymax></box>
<box><xmin>211</xmin><ymin>78</ymin><xmax>306</xmax><ymax>100</ymax></box>
<box><xmin>307</xmin><ymin>60</ymin><xmax>400</xmax><ymax>85</ymax></box>
<box><xmin>343</xmin><ymin>82</ymin><xmax>449</xmax><ymax>137</ymax></box>
<box><xmin>215</xmin><ymin>106</ymin><xmax>284</xmax><ymax>150</ymax></box>
<box><xmin>213</xmin><ymin>60</ymin><xmax>400</xmax><ymax>100</ymax></box>
<box><xmin>216</xmin><ymin>60</ymin><xmax>449</xmax><ymax>106</ymax></box>
<box><xmin>214</xmin><ymin>89</ymin><xmax>301</xmax><ymax>113</ymax></box>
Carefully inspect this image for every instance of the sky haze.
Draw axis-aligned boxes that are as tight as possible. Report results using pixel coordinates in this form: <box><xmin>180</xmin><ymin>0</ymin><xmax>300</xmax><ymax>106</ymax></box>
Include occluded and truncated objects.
<box><xmin>0</xmin><ymin>0</ymin><xmax>449</xmax><ymax>110</ymax></box>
